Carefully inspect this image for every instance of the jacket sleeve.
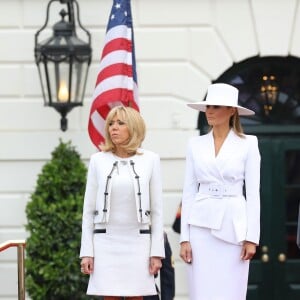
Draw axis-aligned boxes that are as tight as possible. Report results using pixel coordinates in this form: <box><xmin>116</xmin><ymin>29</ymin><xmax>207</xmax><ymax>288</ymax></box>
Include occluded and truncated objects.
<box><xmin>180</xmin><ymin>139</ymin><xmax>199</xmax><ymax>243</ymax></box>
<box><xmin>245</xmin><ymin>136</ymin><xmax>261</xmax><ymax>244</ymax></box>
<box><xmin>79</xmin><ymin>155</ymin><xmax>98</xmax><ymax>258</ymax></box>
<box><xmin>149</xmin><ymin>153</ymin><xmax>165</xmax><ymax>258</ymax></box>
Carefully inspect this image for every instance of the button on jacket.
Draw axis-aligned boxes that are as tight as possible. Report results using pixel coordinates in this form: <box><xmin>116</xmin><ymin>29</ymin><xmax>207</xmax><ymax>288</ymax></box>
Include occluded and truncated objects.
<box><xmin>80</xmin><ymin>149</ymin><xmax>165</xmax><ymax>258</ymax></box>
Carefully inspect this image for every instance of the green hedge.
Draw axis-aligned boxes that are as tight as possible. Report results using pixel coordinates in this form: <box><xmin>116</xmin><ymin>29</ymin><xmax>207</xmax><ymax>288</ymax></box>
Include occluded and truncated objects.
<box><xmin>25</xmin><ymin>140</ymin><xmax>97</xmax><ymax>300</ymax></box>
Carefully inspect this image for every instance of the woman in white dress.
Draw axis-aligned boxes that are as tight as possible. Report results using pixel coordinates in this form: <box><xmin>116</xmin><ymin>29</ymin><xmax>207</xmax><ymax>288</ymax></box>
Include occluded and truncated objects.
<box><xmin>80</xmin><ymin>106</ymin><xmax>165</xmax><ymax>300</ymax></box>
<box><xmin>180</xmin><ymin>83</ymin><xmax>261</xmax><ymax>300</ymax></box>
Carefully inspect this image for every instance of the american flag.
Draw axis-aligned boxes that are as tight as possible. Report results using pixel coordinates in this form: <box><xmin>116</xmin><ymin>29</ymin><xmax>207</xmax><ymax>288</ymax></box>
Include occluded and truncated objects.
<box><xmin>88</xmin><ymin>0</ymin><xmax>139</xmax><ymax>149</ymax></box>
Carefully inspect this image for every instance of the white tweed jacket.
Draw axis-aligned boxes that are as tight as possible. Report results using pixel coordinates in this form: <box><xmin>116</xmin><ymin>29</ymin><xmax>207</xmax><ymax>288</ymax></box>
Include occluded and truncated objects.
<box><xmin>80</xmin><ymin>149</ymin><xmax>165</xmax><ymax>258</ymax></box>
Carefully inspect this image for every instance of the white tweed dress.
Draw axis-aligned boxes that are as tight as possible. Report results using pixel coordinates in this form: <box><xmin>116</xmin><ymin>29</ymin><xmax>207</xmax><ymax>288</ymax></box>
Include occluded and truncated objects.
<box><xmin>86</xmin><ymin>158</ymin><xmax>157</xmax><ymax>296</ymax></box>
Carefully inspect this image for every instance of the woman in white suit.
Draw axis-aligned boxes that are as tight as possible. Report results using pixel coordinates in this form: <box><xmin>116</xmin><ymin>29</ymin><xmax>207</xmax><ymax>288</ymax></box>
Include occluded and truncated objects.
<box><xmin>80</xmin><ymin>106</ymin><xmax>165</xmax><ymax>300</ymax></box>
<box><xmin>180</xmin><ymin>83</ymin><xmax>261</xmax><ymax>300</ymax></box>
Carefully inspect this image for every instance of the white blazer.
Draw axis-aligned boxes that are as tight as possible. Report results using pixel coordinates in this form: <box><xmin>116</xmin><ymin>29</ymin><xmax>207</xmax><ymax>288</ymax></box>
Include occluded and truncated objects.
<box><xmin>180</xmin><ymin>130</ymin><xmax>261</xmax><ymax>245</ymax></box>
<box><xmin>80</xmin><ymin>149</ymin><xmax>165</xmax><ymax>258</ymax></box>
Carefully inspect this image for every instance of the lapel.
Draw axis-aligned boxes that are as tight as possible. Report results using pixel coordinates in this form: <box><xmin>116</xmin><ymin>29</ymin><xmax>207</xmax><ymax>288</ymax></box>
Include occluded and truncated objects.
<box><xmin>194</xmin><ymin>132</ymin><xmax>224</xmax><ymax>181</ymax></box>
<box><xmin>214</xmin><ymin>130</ymin><xmax>240</xmax><ymax>174</ymax></box>
<box><xmin>205</xmin><ymin>129</ymin><xmax>239</xmax><ymax>180</ymax></box>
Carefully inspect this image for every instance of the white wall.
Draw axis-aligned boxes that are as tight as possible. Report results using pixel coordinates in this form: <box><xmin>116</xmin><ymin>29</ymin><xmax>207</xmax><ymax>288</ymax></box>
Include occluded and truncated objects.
<box><xmin>1</xmin><ymin>0</ymin><xmax>300</xmax><ymax>299</ymax></box>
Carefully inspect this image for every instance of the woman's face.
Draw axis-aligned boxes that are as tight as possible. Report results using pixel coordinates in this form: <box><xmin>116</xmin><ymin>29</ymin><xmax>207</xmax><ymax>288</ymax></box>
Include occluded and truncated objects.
<box><xmin>108</xmin><ymin>114</ymin><xmax>130</xmax><ymax>146</ymax></box>
<box><xmin>205</xmin><ymin>105</ymin><xmax>236</xmax><ymax>127</ymax></box>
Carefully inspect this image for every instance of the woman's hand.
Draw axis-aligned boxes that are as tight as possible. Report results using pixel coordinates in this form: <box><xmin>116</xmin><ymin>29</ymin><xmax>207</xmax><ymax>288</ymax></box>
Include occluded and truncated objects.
<box><xmin>149</xmin><ymin>257</ymin><xmax>162</xmax><ymax>275</ymax></box>
<box><xmin>240</xmin><ymin>241</ymin><xmax>257</xmax><ymax>260</ymax></box>
<box><xmin>180</xmin><ymin>241</ymin><xmax>192</xmax><ymax>264</ymax></box>
<box><xmin>80</xmin><ymin>256</ymin><xmax>94</xmax><ymax>274</ymax></box>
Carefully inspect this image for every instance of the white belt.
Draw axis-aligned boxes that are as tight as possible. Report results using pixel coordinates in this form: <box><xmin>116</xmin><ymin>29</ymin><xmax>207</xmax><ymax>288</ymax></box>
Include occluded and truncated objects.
<box><xmin>198</xmin><ymin>183</ymin><xmax>243</xmax><ymax>198</ymax></box>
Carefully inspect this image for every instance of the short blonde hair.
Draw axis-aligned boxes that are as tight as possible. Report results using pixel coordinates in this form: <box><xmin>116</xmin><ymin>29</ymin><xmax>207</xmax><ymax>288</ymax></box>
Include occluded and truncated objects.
<box><xmin>100</xmin><ymin>106</ymin><xmax>146</xmax><ymax>154</ymax></box>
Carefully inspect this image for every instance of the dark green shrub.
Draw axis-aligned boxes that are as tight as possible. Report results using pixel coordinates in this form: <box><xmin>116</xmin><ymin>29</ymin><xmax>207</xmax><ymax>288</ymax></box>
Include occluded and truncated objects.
<box><xmin>25</xmin><ymin>140</ymin><xmax>96</xmax><ymax>300</ymax></box>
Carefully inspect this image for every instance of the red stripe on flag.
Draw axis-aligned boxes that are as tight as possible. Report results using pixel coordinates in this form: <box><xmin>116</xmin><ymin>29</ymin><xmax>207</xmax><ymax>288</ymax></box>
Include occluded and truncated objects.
<box><xmin>101</xmin><ymin>38</ymin><xmax>132</xmax><ymax>59</ymax></box>
<box><xmin>91</xmin><ymin>89</ymin><xmax>135</xmax><ymax>111</ymax></box>
<box><xmin>95</xmin><ymin>63</ymin><xmax>133</xmax><ymax>86</ymax></box>
<box><xmin>88</xmin><ymin>120</ymin><xmax>105</xmax><ymax>148</ymax></box>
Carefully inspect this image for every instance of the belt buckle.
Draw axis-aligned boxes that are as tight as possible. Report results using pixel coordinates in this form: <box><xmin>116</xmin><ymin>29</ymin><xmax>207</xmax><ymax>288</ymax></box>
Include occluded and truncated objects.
<box><xmin>209</xmin><ymin>184</ymin><xmax>223</xmax><ymax>198</ymax></box>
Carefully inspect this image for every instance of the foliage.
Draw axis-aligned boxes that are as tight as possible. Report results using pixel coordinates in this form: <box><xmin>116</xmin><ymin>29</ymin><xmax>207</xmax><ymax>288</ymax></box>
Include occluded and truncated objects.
<box><xmin>25</xmin><ymin>140</ymin><xmax>96</xmax><ymax>300</ymax></box>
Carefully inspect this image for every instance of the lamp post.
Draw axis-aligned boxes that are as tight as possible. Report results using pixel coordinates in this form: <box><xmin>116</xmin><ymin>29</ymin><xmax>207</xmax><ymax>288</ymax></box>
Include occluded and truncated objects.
<box><xmin>34</xmin><ymin>0</ymin><xmax>92</xmax><ymax>131</ymax></box>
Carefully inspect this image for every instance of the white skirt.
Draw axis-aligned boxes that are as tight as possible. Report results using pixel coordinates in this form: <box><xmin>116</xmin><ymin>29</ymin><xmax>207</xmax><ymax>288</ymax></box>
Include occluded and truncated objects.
<box><xmin>187</xmin><ymin>226</ymin><xmax>249</xmax><ymax>300</ymax></box>
<box><xmin>86</xmin><ymin>224</ymin><xmax>157</xmax><ymax>297</ymax></box>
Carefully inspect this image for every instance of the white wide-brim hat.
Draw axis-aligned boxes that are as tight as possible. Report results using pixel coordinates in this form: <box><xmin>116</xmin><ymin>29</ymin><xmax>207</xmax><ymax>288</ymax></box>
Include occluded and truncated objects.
<box><xmin>187</xmin><ymin>83</ymin><xmax>255</xmax><ymax>116</ymax></box>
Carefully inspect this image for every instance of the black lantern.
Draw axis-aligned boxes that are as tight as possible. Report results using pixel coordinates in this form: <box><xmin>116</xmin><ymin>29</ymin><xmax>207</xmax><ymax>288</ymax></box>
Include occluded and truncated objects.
<box><xmin>35</xmin><ymin>0</ymin><xmax>92</xmax><ymax>131</ymax></box>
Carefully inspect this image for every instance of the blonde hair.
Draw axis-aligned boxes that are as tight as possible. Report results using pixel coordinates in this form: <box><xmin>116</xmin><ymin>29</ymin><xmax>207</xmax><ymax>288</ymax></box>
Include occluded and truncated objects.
<box><xmin>230</xmin><ymin>109</ymin><xmax>244</xmax><ymax>138</ymax></box>
<box><xmin>100</xmin><ymin>106</ymin><xmax>146</xmax><ymax>154</ymax></box>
